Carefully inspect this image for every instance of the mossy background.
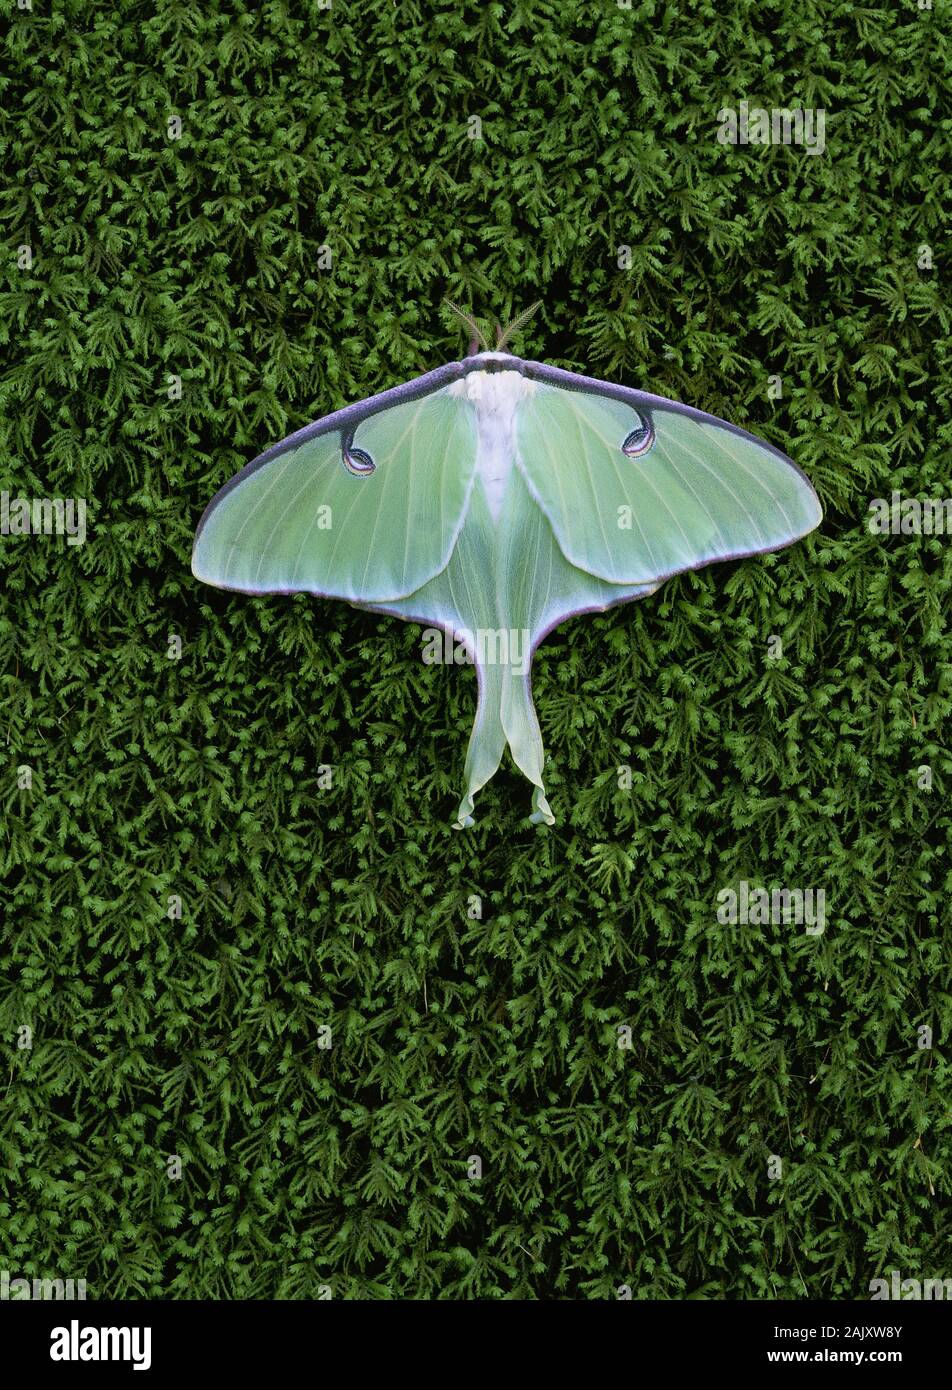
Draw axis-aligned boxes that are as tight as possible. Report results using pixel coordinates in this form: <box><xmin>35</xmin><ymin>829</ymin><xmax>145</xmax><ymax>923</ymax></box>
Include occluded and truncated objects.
<box><xmin>2</xmin><ymin>0</ymin><xmax>949</xmax><ymax>1300</ymax></box>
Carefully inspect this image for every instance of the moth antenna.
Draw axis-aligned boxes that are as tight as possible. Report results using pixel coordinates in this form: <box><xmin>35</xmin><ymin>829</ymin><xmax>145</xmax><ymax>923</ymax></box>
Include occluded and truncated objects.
<box><xmin>495</xmin><ymin>300</ymin><xmax>543</xmax><ymax>352</ymax></box>
<box><xmin>443</xmin><ymin>298</ymin><xmax>491</xmax><ymax>353</ymax></box>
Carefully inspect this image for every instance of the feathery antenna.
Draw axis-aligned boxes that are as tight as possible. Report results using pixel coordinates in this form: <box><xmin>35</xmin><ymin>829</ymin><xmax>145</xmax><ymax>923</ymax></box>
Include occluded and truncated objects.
<box><xmin>495</xmin><ymin>301</ymin><xmax>543</xmax><ymax>351</ymax></box>
<box><xmin>443</xmin><ymin>298</ymin><xmax>544</xmax><ymax>355</ymax></box>
<box><xmin>443</xmin><ymin>299</ymin><xmax>491</xmax><ymax>354</ymax></box>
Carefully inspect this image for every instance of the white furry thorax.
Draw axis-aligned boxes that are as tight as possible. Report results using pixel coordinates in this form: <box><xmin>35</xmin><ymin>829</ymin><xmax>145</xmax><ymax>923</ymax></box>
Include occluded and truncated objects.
<box><xmin>449</xmin><ymin>370</ymin><xmax>536</xmax><ymax>521</ymax></box>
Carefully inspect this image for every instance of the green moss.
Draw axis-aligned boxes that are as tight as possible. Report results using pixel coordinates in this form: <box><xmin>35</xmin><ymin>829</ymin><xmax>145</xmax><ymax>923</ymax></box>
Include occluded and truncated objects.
<box><xmin>1</xmin><ymin>0</ymin><xmax>948</xmax><ymax>1299</ymax></box>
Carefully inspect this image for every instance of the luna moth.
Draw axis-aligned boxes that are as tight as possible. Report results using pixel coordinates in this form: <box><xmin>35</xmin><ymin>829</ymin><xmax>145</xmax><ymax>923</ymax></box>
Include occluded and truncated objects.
<box><xmin>192</xmin><ymin>306</ymin><xmax>822</xmax><ymax>828</ymax></box>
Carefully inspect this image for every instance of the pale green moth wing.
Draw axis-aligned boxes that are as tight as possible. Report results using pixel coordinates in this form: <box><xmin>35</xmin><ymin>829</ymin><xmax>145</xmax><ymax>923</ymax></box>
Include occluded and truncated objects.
<box><xmin>192</xmin><ymin>382</ymin><xmax>477</xmax><ymax>602</ymax></box>
<box><xmin>515</xmin><ymin>380</ymin><xmax>822</xmax><ymax>585</ymax></box>
<box><xmin>191</xmin><ymin>351</ymin><xmax>823</xmax><ymax>829</ymax></box>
